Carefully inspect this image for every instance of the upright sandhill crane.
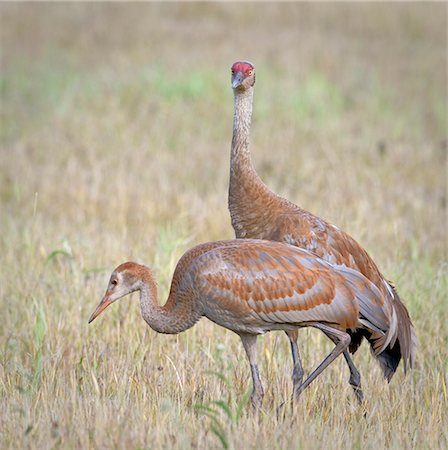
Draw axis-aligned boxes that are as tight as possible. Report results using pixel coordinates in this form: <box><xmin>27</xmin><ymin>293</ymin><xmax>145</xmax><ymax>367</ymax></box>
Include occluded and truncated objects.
<box><xmin>228</xmin><ymin>61</ymin><xmax>416</xmax><ymax>401</ymax></box>
<box><xmin>89</xmin><ymin>239</ymin><xmax>399</xmax><ymax>408</ymax></box>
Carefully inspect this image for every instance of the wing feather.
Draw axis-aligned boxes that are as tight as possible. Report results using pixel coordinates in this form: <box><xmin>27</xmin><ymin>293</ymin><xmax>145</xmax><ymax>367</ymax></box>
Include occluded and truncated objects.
<box><xmin>197</xmin><ymin>241</ymin><xmax>360</xmax><ymax>330</ymax></box>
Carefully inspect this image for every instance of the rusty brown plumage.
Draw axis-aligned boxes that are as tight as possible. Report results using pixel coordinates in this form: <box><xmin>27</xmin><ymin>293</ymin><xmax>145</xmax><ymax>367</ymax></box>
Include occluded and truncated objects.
<box><xmin>89</xmin><ymin>239</ymin><xmax>397</xmax><ymax>408</ymax></box>
<box><xmin>228</xmin><ymin>61</ymin><xmax>416</xmax><ymax>388</ymax></box>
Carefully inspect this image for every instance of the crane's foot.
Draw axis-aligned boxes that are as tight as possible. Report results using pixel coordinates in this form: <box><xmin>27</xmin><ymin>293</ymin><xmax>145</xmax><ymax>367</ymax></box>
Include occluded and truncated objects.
<box><xmin>347</xmin><ymin>363</ymin><xmax>364</xmax><ymax>404</ymax></box>
<box><xmin>249</xmin><ymin>388</ymin><xmax>264</xmax><ymax>411</ymax></box>
<box><xmin>352</xmin><ymin>385</ymin><xmax>364</xmax><ymax>405</ymax></box>
<box><xmin>276</xmin><ymin>390</ymin><xmax>301</xmax><ymax>420</ymax></box>
<box><xmin>276</xmin><ymin>401</ymin><xmax>288</xmax><ymax>421</ymax></box>
<box><xmin>276</xmin><ymin>400</ymin><xmax>297</xmax><ymax>421</ymax></box>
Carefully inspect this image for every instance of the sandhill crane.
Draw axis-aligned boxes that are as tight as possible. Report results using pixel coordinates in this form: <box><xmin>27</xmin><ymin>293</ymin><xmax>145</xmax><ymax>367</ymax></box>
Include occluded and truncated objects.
<box><xmin>228</xmin><ymin>61</ymin><xmax>416</xmax><ymax>401</ymax></box>
<box><xmin>89</xmin><ymin>239</ymin><xmax>400</xmax><ymax>409</ymax></box>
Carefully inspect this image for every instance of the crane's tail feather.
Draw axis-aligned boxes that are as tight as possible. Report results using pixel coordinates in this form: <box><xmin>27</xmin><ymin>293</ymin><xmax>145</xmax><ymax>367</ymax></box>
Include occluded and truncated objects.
<box><xmin>348</xmin><ymin>274</ymin><xmax>416</xmax><ymax>382</ymax></box>
<box><xmin>388</xmin><ymin>283</ymin><xmax>417</xmax><ymax>373</ymax></box>
<box><xmin>361</xmin><ymin>282</ymin><xmax>416</xmax><ymax>381</ymax></box>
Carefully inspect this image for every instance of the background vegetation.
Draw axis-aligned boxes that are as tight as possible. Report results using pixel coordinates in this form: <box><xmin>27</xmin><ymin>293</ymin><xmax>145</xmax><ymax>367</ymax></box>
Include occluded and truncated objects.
<box><xmin>1</xmin><ymin>3</ymin><xmax>446</xmax><ymax>449</ymax></box>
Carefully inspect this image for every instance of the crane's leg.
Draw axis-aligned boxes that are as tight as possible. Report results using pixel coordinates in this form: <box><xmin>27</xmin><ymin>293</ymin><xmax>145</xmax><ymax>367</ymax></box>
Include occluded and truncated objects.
<box><xmin>322</xmin><ymin>331</ymin><xmax>364</xmax><ymax>404</ymax></box>
<box><xmin>285</xmin><ymin>330</ymin><xmax>304</xmax><ymax>396</ymax></box>
<box><xmin>342</xmin><ymin>351</ymin><xmax>364</xmax><ymax>403</ymax></box>
<box><xmin>293</xmin><ymin>324</ymin><xmax>351</xmax><ymax>400</ymax></box>
<box><xmin>240</xmin><ymin>333</ymin><xmax>264</xmax><ymax>410</ymax></box>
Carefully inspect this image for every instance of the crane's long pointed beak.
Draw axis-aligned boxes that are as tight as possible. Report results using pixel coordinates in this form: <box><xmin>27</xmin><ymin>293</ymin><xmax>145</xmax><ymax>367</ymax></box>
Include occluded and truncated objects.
<box><xmin>232</xmin><ymin>72</ymin><xmax>244</xmax><ymax>89</ymax></box>
<box><xmin>88</xmin><ymin>295</ymin><xmax>112</xmax><ymax>324</ymax></box>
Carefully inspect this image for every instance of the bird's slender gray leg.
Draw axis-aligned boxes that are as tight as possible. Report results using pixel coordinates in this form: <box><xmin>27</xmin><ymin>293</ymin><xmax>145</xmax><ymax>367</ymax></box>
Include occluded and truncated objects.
<box><xmin>293</xmin><ymin>324</ymin><xmax>351</xmax><ymax>399</ymax></box>
<box><xmin>286</xmin><ymin>330</ymin><xmax>304</xmax><ymax>396</ymax></box>
<box><xmin>322</xmin><ymin>331</ymin><xmax>364</xmax><ymax>404</ymax></box>
<box><xmin>342</xmin><ymin>350</ymin><xmax>364</xmax><ymax>403</ymax></box>
<box><xmin>240</xmin><ymin>333</ymin><xmax>264</xmax><ymax>410</ymax></box>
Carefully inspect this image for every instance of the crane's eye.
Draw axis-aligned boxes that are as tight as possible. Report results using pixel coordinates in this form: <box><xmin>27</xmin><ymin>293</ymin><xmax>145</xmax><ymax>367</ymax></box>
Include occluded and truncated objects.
<box><xmin>111</xmin><ymin>279</ymin><xmax>118</xmax><ymax>287</ymax></box>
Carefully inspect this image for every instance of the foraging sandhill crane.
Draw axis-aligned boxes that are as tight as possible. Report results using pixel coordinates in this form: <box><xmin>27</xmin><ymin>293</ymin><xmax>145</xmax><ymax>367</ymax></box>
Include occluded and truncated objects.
<box><xmin>228</xmin><ymin>61</ymin><xmax>416</xmax><ymax>401</ymax></box>
<box><xmin>89</xmin><ymin>239</ymin><xmax>399</xmax><ymax>409</ymax></box>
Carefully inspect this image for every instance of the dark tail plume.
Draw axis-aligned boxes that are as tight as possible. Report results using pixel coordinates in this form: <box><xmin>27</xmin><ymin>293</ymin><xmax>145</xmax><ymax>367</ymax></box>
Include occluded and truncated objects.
<box><xmin>366</xmin><ymin>283</ymin><xmax>416</xmax><ymax>381</ymax></box>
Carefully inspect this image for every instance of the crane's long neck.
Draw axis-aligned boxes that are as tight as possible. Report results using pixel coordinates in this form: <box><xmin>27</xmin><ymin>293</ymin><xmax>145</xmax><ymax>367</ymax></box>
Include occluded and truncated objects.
<box><xmin>138</xmin><ymin>272</ymin><xmax>201</xmax><ymax>335</ymax></box>
<box><xmin>229</xmin><ymin>87</ymin><xmax>283</xmax><ymax>237</ymax></box>
<box><xmin>230</xmin><ymin>88</ymin><xmax>258</xmax><ymax>177</ymax></box>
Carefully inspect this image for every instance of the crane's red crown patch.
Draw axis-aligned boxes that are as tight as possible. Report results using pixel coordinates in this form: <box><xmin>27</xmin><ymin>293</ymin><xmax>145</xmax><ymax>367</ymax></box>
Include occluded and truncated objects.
<box><xmin>231</xmin><ymin>61</ymin><xmax>254</xmax><ymax>74</ymax></box>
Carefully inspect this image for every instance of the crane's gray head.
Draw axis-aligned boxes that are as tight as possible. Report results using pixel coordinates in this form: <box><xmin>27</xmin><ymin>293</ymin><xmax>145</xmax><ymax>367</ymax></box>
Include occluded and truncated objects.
<box><xmin>88</xmin><ymin>262</ymin><xmax>147</xmax><ymax>323</ymax></box>
<box><xmin>231</xmin><ymin>61</ymin><xmax>255</xmax><ymax>91</ymax></box>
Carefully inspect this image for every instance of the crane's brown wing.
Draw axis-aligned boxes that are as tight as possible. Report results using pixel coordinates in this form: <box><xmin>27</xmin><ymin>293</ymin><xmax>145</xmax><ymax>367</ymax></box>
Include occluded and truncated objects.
<box><xmin>198</xmin><ymin>241</ymin><xmax>362</xmax><ymax>330</ymax></box>
<box><xmin>271</xmin><ymin>213</ymin><xmax>387</xmax><ymax>294</ymax></box>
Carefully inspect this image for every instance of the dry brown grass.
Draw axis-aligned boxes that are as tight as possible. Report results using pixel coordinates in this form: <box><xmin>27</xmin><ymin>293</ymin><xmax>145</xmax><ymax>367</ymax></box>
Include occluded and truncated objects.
<box><xmin>1</xmin><ymin>3</ymin><xmax>447</xmax><ymax>449</ymax></box>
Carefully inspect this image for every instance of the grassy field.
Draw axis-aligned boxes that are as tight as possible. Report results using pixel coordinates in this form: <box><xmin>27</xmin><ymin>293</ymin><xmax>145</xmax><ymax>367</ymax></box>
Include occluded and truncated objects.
<box><xmin>1</xmin><ymin>3</ymin><xmax>447</xmax><ymax>449</ymax></box>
